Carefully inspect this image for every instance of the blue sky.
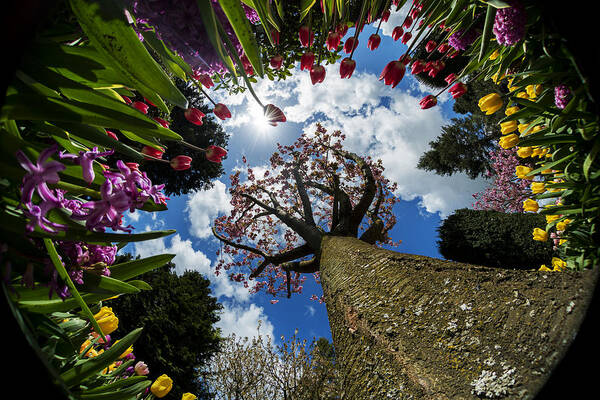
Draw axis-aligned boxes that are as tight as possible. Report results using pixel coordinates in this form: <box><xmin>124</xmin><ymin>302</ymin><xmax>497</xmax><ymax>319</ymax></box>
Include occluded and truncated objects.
<box><xmin>121</xmin><ymin>3</ymin><xmax>490</xmax><ymax>346</ymax></box>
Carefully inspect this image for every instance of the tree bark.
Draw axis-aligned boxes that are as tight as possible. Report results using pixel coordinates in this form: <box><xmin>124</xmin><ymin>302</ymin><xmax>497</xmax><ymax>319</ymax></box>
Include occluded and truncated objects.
<box><xmin>318</xmin><ymin>236</ymin><xmax>598</xmax><ymax>399</ymax></box>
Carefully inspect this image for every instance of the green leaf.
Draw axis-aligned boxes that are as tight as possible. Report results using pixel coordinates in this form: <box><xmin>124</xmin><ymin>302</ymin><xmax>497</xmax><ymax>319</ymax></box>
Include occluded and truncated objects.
<box><xmin>44</xmin><ymin>238</ymin><xmax>106</xmax><ymax>341</ymax></box>
<box><xmin>81</xmin><ymin>376</ymin><xmax>148</xmax><ymax>395</ymax></box>
<box><xmin>218</xmin><ymin>0</ymin><xmax>264</xmax><ymax>78</ymax></box>
<box><xmin>59</xmin><ymin>327</ymin><xmax>144</xmax><ymax>387</ymax></box>
<box><xmin>141</xmin><ymin>30</ymin><xmax>193</xmax><ymax>81</ymax></box>
<box><xmin>478</xmin><ymin>5</ymin><xmax>495</xmax><ymax>62</ymax></box>
<box><xmin>583</xmin><ymin>138</ymin><xmax>600</xmax><ymax>181</ymax></box>
<box><xmin>109</xmin><ymin>254</ymin><xmax>175</xmax><ymax>281</ymax></box>
<box><xmin>126</xmin><ymin>280</ymin><xmax>153</xmax><ymax>291</ymax></box>
<box><xmin>80</xmin><ymin>273</ymin><xmax>141</xmax><ymax>295</ymax></box>
<box><xmin>69</xmin><ymin>0</ymin><xmax>188</xmax><ymax>109</ymax></box>
<box><xmin>526</xmin><ymin>152</ymin><xmax>577</xmax><ymax>177</ymax></box>
<box><xmin>480</xmin><ymin>0</ymin><xmax>512</xmax><ymax>8</ymax></box>
<box><xmin>300</xmin><ymin>0</ymin><xmax>317</xmax><ymax>22</ymax></box>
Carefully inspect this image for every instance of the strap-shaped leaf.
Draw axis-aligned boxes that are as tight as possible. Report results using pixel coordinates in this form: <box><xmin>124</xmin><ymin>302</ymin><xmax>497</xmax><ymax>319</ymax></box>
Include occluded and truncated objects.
<box><xmin>478</xmin><ymin>5</ymin><xmax>495</xmax><ymax>62</ymax></box>
<box><xmin>69</xmin><ymin>0</ymin><xmax>188</xmax><ymax>110</ymax></box>
<box><xmin>141</xmin><ymin>30</ymin><xmax>193</xmax><ymax>81</ymax></box>
<box><xmin>80</xmin><ymin>272</ymin><xmax>141</xmax><ymax>295</ymax></box>
<box><xmin>59</xmin><ymin>327</ymin><xmax>144</xmax><ymax>387</ymax></box>
<box><xmin>108</xmin><ymin>254</ymin><xmax>175</xmax><ymax>281</ymax></box>
<box><xmin>218</xmin><ymin>0</ymin><xmax>264</xmax><ymax>78</ymax></box>
<box><xmin>81</xmin><ymin>376</ymin><xmax>148</xmax><ymax>395</ymax></box>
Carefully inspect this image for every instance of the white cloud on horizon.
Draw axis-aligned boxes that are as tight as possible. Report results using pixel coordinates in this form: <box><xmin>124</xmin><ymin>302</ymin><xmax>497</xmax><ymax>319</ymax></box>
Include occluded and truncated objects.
<box><xmin>186</xmin><ymin>180</ymin><xmax>232</xmax><ymax>239</ymax></box>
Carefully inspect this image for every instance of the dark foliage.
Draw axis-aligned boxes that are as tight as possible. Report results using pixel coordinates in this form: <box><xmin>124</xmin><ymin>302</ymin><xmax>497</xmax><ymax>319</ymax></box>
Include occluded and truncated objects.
<box><xmin>110</xmin><ymin>255</ymin><xmax>223</xmax><ymax>400</ymax></box>
<box><xmin>437</xmin><ymin>209</ymin><xmax>554</xmax><ymax>269</ymax></box>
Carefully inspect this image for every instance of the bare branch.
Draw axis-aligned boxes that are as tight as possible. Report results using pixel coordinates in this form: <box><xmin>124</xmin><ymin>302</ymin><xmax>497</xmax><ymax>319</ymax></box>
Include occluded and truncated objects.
<box><xmin>292</xmin><ymin>164</ymin><xmax>316</xmax><ymax>226</ymax></box>
<box><xmin>249</xmin><ymin>244</ymin><xmax>314</xmax><ymax>278</ymax></box>
<box><xmin>212</xmin><ymin>227</ymin><xmax>268</xmax><ymax>258</ymax></box>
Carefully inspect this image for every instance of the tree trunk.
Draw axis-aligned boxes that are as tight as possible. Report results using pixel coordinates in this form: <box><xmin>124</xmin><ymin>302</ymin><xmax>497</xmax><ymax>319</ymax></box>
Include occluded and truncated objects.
<box><xmin>319</xmin><ymin>236</ymin><xmax>598</xmax><ymax>399</ymax></box>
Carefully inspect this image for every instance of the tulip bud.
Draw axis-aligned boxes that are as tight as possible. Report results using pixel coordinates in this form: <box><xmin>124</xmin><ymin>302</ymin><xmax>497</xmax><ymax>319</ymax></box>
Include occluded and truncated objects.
<box><xmin>448</xmin><ymin>82</ymin><xmax>467</xmax><ymax>99</ymax></box>
<box><xmin>340</xmin><ymin>58</ymin><xmax>356</xmax><ymax>79</ymax></box>
<box><xmin>336</xmin><ymin>23</ymin><xmax>349</xmax><ymax>36</ymax></box>
<box><xmin>153</xmin><ymin>117</ymin><xmax>170</xmax><ymax>129</ymax></box>
<box><xmin>270</xmin><ymin>54</ymin><xmax>284</xmax><ymax>70</ymax></box>
<box><xmin>310</xmin><ymin>65</ymin><xmax>326</xmax><ymax>85</ymax></box>
<box><xmin>444</xmin><ymin>73</ymin><xmax>458</xmax><ymax>85</ymax></box>
<box><xmin>213</xmin><ymin>103</ymin><xmax>231</xmax><ymax>120</ymax></box>
<box><xmin>367</xmin><ymin>34</ymin><xmax>381</xmax><ymax>50</ymax></box>
<box><xmin>343</xmin><ymin>37</ymin><xmax>359</xmax><ymax>54</ymax></box>
<box><xmin>402</xmin><ymin>16</ymin><xmax>413</xmax><ymax>29</ymax></box>
<box><xmin>270</xmin><ymin>29</ymin><xmax>280</xmax><ymax>45</ymax></box>
<box><xmin>392</xmin><ymin>26</ymin><xmax>404</xmax><ymax>41</ymax></box>
<box><xmin>399</xmin><ymin>53</ymin><xmax>411</xmax><ymax>65</ymax></box>
<box><xmin>264</xmin><ymin>104</ymin><xmax>286</xmax><ymax>126</ymax></box>
<box><xmin>141</xmin><ymin>146</ymin><xmax>164</xmax><ymax>160</ymax></box>
<box><xmin>184</xmin><ymin>107</ymin><xmax>205</xmax><ymax>125</ymax></box>
<box><xmin>132</xmin><ymin>101</ymin><xmax>149</xmax><ymax>114</ymax></box>
<box><xmin>411</xmin><ymin>60</ymin><xmax>426</xmax><ymax>75</ymax></box>
<box><xmin>381</xmin><ymin>10</ymin><xmax>391</xmax><ymax>22</ymax></box>
<box><xmin>425</xmin><ymin>40</ymin><xmax>437</xmax><ymax>52</ymax></box>
<box><xmin>93</xmin><ymin>306</ymin><xmax>119</xmax><ymax>335</ymax></box>
<box><xmin>151</xmin><ymin>374</ymin><xmax>173</xmax><ymax>398</ymax></box>
<box><xmin>401</xmin><ymin>32</ymin><xmax>412</xmax><ymax>44</ymax></box>
<box><xmin>419</xmin><ymin>95</ymin><xmax>437</xmax><ymax>109</ymax></box>
<box><xmin>121</xmin><ymin>96</ymin><xmax>132</xmax><ymax>105</ymax></box>
<box><xmin>300</xmin><ymin>52</ymin><xmax>315</xmax><ymax>71</ymax></box>
<box><xmin>194</xmin><ymin>73</ymin><xmax>214</xmax><ymax>89</ymax></box>
<box><xmin>299</xmin><ymin>26</ymin><xmax>314</xmax><ymax>47</ymax></box>
<box><xmin>170</xmin><ymin>155</ymin><xmax>192</xmax><ymax>171</ymax></box>
<box><xmin>135</xmin><ymin>361</ymin><xmax>149</xmax><ymax>376</ymax></box>
<box><xmin>206</xmin><ymin>145</ymin><xmax>228</xmax><ymax>163</ymax></box>
<box><xmin>106</xmin><ymin>130</ymin><xmax>119</xmax><ymax>141</ymax></box>
<box><xmin>379</xmin><ymin>60</ymin><xmax>405</xmax><ymax>88</ymax></box>
<box><xmin>326</xmin><ymin>31</ymin><xmax>341</xmax><ymax>51</ymax></box>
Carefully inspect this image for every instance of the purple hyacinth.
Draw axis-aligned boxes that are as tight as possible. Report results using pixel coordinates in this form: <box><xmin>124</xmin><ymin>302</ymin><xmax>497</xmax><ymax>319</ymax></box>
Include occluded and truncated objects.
<box><xmin>15</xmin><ymin>145</ymin><xmax>65</xmax><ymax>206</ymax></box>
<box><xmin>448</xmin><ymin>28</ymin><xmax>478</xmax><ymax>51</ymax></box>
<box><xmin>129</xmin><ymin>0</ymin><xmax>258</xmax><ymax>75</ymax></box>
<box><xmin>60</xmin><ymin>147</ymin><xmax>114</xmax><ymax>184</ymax></box>
<box><xmin>493</xmin><ymin>0</ymin><xmax>527</xmax><ymax>46</ymax></box>
<box><xmin>554</xmin><ymin>84</ymin><xmax>571</xmax><ymax>109</ymax></box>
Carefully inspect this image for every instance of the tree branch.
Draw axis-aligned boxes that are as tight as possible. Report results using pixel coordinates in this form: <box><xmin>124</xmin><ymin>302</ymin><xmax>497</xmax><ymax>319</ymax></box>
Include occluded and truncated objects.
<box><xmin>249</xmin><ymin>244</ymin><xmax>314</xmax><ymax>278</ymax></box>
<box><xmin>292</xmin><ymin>164</ymin><xmax>316</xmax><ymax>227</ymax></box>
<box><xmin>212</xmin><ymin>227</ymin><xmax>268</xmax><ymax>258</ymax></box>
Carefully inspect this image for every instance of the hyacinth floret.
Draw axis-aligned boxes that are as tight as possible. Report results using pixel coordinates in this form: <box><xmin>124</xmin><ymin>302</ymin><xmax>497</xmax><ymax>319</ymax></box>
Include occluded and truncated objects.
<box><xmin>130</xmin><ymin>0</ymin><xmax>259</xmax><ymax>75</ymax></box>
<box><xmin>448</xmin><ymin>28</ymin><xmax>478</xmax><ymax>51</ymax></box>
<box><xmin>493</xmin><ymin>0</ymin><xmax>527</xmax><ymax>46</ymax></box>
<box><xmin>554</xmin><ymin>84</ymin><xmax>571</xmax><ymax>109</ymax></box>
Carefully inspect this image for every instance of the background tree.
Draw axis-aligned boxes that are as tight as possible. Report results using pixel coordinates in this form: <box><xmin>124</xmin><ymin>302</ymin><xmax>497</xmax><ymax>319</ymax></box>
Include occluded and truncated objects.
<box><xmin>109</xmin><ymin>255</ymin><xmax>223</xmax><ymax>400</ymax></box>
<box><xmin>202</xmin><ymin>325</ymin><xmax>339</xmax><ymax>400</ymax></box>
<box><xmin>437</xmin><ymin>208</ymin><xmax>554</xmax><ymax>269</ymax></box>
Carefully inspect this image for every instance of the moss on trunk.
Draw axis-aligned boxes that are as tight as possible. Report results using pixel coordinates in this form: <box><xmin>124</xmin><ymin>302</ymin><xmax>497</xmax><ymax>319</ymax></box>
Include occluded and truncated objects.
<box><xmin>319</xmin><ymin>236</ymin><xmax>598</xmax><ymax>399</ymax></box>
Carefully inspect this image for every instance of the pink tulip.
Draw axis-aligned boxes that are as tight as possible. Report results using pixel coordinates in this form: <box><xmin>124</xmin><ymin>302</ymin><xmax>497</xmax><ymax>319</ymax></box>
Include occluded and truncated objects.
<box><xmin>270</xmin><ymin>29</ymin><xmax>280</xmax><ymax>45</ymax></box>
<box><xmin>444</xmin><ymin>73</ymin><xmax>458</xmax><ymax>85</ymax></box>
<box><xmin>336</xmin><ymin>23</ymin><xmax>348</xmax><ymax>37</ymax></box>
<box><xmin>411</xmin><ymin>60</ymin><xmax>426</xmax><ymax>75</ymax></box>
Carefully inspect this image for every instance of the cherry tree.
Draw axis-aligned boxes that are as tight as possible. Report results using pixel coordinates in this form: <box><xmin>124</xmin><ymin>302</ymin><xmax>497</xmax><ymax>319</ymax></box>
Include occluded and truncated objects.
<box><xmin>213</xmin><ymin>124</ymin><xmax>399</xmax><ymax>300</ymax></box>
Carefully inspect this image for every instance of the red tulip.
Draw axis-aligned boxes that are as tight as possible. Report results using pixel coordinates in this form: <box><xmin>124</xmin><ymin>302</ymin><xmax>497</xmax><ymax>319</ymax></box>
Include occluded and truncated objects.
<box><xmin>419</xmin><ymin>95</ymin><xmax>438</xmax><ymax>109</ymax></box>
<box><xmin>125</xmin><ymin>162</ymin><xmax>139</xmax><ymax>171</ymax></box>
<box><xmin>402</xmin><ymin>16</ymin><xmax>413</xmax><ymax>29</ymax></box>
<box><xmin>132</xmin><ymin>101</ymin><xmax>149</xmax><ymax>114</ymax></box>
<box><xmin>300</xmin><ymin>52</ymin><xmax>315</xmax><ymax>71</ymax></box>
<box><xmin>336</xmin><ymin>23</ymin><xmax>348</xmax><ymax>37</ymax></box>
<box><xmin>326</xmin><ymin>31</ymin><xmax>341</xmax><ymax>51</ymax></box>
<box><xmin>170</xmin><ymin>155</ymin><xmax>192</xmax><ymax>171</ymax></box>
<box><xmin>411</xmin><ymin>60</ymin><xmax>426</xmax><ymax>75</ymax></box>
<box><xmin>121</xmin><ymin>96</ymin><xmax>132</xmax><ymax>105</ymax></box>
<box><xmin>270</xmin><ymin>54</ymin><xmax>284</xmax><ymax>70</ymax></box>
<box><xmin>437</xmin><ymin>42</ymin><xmax>451</xmax><ymax>53</ymax></box>
<box><xmin>343</xmin><ymin>37</ymin><xmax>359</xmax><ymax>54</ymax></box>
<box><xmin>194</xmin><ymin>72</ymin><xmax>214</xmax><ymax>89</ymax></box>
<box><xmin>444</xmin><ymin>73</ymin><xmax>458</xmax><ymax>85</ymax></box>
<box><xmin>449</xmin><ymin>82</ymin><xmax>468</xmax><ymax>99</ymax></box>
<box><xmin>392</xmin><ymin>26</ymin><xmax>404</xmax><ymax>41</ymax></box>
<box><xmin>399</xmin><ymin>53</ymin><xmax>411</xmax><ymax>65</ymax></box>
<box><xmin>241</xmin><ymin>54</ymin><xmax>254</xmax><ymax>76</ymax></box>
<box><xmin>340</xmin><ymin>58</ymin><xmax>356</xmax><ymax>79</ymax></box>
<box><xmin>141</xmin><ymin>146</ymin><xmax>164</xmax><ymax>160</ymax></box>
<box><xmin>213</xmin><ymin>103</ymin><xmax>231</xmax><ymax>120</ymax></box>
<box><xmin>367</xmin><ymin>34</ymin><xmax>381</xmax><ymax>50</ymax></box>
<box><xmin>381</xmin><ymin>9</ymin><xmax>391</xmax><ymax>22</ymax></box>
<box><xmin>379</xmin><ymin>60</ymin><xmax>405</xmax><ymax>88</ymax></box>
<box><xmin>401</xmin><ymin>32</ymin><xmax>412</xmax><ymax>44</ymax></box>
<box><xmin>299</xmin><ymin>26</ymin><xmax>314</xmax><ymax>47</ymax></box>
<box><xmin>205</xmin><ymin>145</ymin><xmax>227</xmax><ymax>163</ymax></box>
<box><xmin>425</xmin><ymin>40</ymin><xmax>437</xmax><ymax>53</ymax></box>
<box><xmin>410</xmin><ymin>8</ymin><xmax>420</xmax><ymax>19</ymax></box>
<box><xmin>106</xmin><ymin>130</ymin><xmax>118</xmax><ymax>141</ymax></box>
<box><xmin>310</xmin><ymin>65</ymin><xmax>326</xmax><ymax>85</ymax></box>
<box><xmin>428</xmin><ymin>61</ymin><xmax>445</xmax><ymax>78</ymax></box>
<box><xmin>153</xmin><ymin>117</ymin><xmax>170</xmax><ymax>129</ymax></box>
<box><xmin>263</xmin><ymin>104</ymin><xmax>286</xmax><ymax>126</ymax></box>
<box><xmin>143</xmin><ymin>97</ymin><xmax>156</xmax><ymax>107</ymax></box>
<box><xmin>184</xmin><ymin>107</ymin><xmax>205</xmax><ymax>126</ymax></box>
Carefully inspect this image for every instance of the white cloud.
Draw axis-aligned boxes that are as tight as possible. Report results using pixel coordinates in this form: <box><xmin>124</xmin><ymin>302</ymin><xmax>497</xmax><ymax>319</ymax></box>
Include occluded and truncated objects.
<box><xmin>186</xmin><ymin>180</ymin><xmax>232</xmax><ymax>239</ymax></box>
<box><xmin>217</xmin><ymin>302</ymin><xmax>274</xmax><ymax>341</ymax></box>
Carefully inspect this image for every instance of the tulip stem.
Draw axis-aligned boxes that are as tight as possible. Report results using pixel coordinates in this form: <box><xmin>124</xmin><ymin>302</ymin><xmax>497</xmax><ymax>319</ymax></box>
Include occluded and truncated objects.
<box><xmin>349</xmin><ymin>0</ymin><xmax>370</xmax><ymax>59</ymax></box>
<box><xmin>193</xmin><ymin>80</ymin><xmax>217</xmax><ymax>106</ymax></box>
<box><xmin>180</xmin><ymin>141</ymin><xmax>207</xmax><ymax>153</ymax></box>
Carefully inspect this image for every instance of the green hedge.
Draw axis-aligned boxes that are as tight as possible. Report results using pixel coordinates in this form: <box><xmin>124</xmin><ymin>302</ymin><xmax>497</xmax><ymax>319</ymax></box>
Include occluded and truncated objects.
<box><xmin>437</xmin><ymin>209</ymin><xmax>554</xmax><ymax>269</ymax></box>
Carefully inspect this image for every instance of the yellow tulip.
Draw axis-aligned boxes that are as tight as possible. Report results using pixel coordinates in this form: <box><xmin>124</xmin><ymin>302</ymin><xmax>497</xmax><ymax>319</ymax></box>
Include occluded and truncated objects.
<box><xmin>517</xmin><ymin>147</ymin><xmax>533</xmax><ymax>158</ymax></box>
<box><xmin>500</xmin><ymin>120</ymin><xmax>518</xmax><ymax>135</ymax></box>
<box><xmin>530</xmin><ymin>182</ymin><xmax>546</xmax><ymax>194</ymax></box>
<box><xmin>531</xmin><ymin>147</ymin><xmax>543</xmax><ymax>157</ymax></box>
<box><xmin>499</xmin><ymin>134</ymin><xmax>519</xmax><ymax>149</ymax></box>
<box><xmin>531</xmin><ymin>125</ymin><xmax>545</xmax><ymax>134</ymax></box>
<box><xmin>518</xmin><ymin>123</ymin><xmax>531</xmax><ymax>135</ymax></box>
<box><xmin>559</xmin><ymin>238</ymin><xmax>567</xmax><ymax>245</ymax></box>
<box><xmin>93</xmin><ymin>306</ymin><xmax>119</xmax><ymax>335</ymax></box>
<box><xmin>151</xmin><ymin>374</ymin><xmax>173</xmax><ymax>398</ymax></box>
<box><xmin>516</xmin><ymin>91</ymin><xmax>529</xmax><ymax>99</ymax></box>
<box><xmin>552</xmin><ymin>257</ymin><xmax>567</xmax><ymax>271</ymax></box>
<box><xmin>182</xmin><ymin>394</ymin><xmax>198</xmax><ymax>400</ymax></box>
<box><xmin>556</xmin><ymin>219</ymin><xmax>572</xmax><ymax>231</ymax></box>
<box><xmin>526</xmin><ymin>84</ymin><xmax>542</xmax><ymax>99</ymax></box>
<box><xmin>505</xmin><ymin>106</ymin><xmax>520</xmax><ymax>116</ymax></box>
<box><xmin>523</xmin><ymin>199</ymin><xmax>539</xmax><ymax>212</ymax></box>
<box><xmin>478</xmin><ymin>93</ymin><xmax>503</xmax><ymax>115</ymax></box>
<box><xmin>545</xmin><ymin>215</ymin><xmax>560</xmax><ymax>224</ymax></box>
<box><xmin>532</xmin><ymin>228</ymin><xmax>548</xmax><ymax>242</ymax></box>
<box><xmin>489</xmin><ymin>49</ymin><xmax>500</xmax><ymax>60</ymax></box>
<box><xmin>539</xmin><ymin>264</ymin><xmax>552</xmax><ymax>272</ymax></box>
<box><xmin>516</xmin><ymin>165</ymin><xmax>534</xmax><ymax>180</ymax></box>
<box><xmin>113</xmin><ymin>340</ymin><xmax>134</xmax><ymax>359</ymax></box>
